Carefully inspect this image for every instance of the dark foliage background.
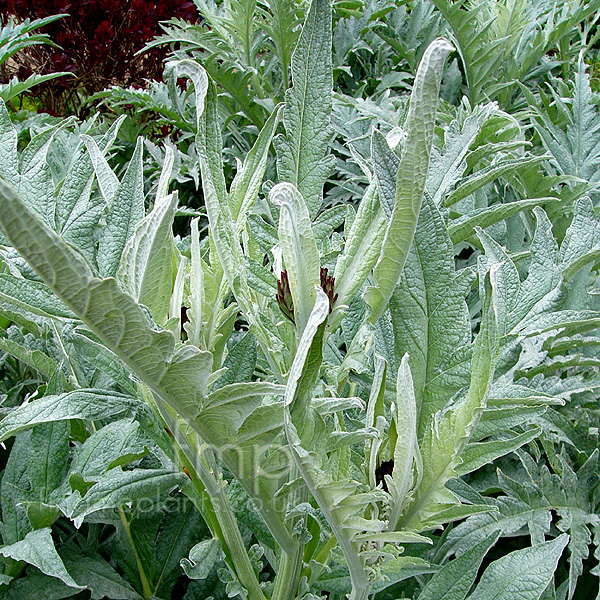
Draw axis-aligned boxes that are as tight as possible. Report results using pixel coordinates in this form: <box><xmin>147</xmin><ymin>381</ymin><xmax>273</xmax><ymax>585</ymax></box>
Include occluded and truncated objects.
<box><xmin>0</xmin><ymin>0</ymin><xmax>198</xmax><ymax>114</ymax></box>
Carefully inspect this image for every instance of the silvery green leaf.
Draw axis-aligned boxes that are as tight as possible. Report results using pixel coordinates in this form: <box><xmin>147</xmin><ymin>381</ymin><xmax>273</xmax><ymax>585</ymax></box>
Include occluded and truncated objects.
<box><xmin>70</xmin><ymin>332</ymin><xmax>138</xmax><ymax>394</ymax></box>
<box><xmin>312</xmin><ymin>205</ymin><xmax>347</xmax><ymax>241</ymax></box>
<box><xmin>185</xmin><ymin>217</ymin><xmax>204</xmax><ymax>347</ymax></box>
<box><xmin>0</xmin><ymin>178</ymin><xmax>179</xmax><ymax>381</ymax></box>
<box><xmin>454</xmin><ymin>269</ymin><xmax>500</xmax><ymax>446</ymax></box>
<box><xmin>174</xmin><ymin>59</ymin><xmax>227</xmax><ymax>247</ymax></box>
<box><xmin>312</xmin><ymin>396</ymin><xmax>364</xmax><ymax>415</ymax></box>
<box><xmin>366</xmin><ymin>354</ymin><xmax>386</xmax><ymax>489</ymax></box>
<box><xmin>0</xmin><ymin>528</ymin><xmax>84</xmax><ymax>589</ymax></box>
<box><xmin>466</xmin><ymin>535</ymin><xmax>568</xmax><ymax>600</ymax></box>
<box><xmin>365</xmin><ymin>38</ymin><xmax>453</xmax><ymax>324</ymax></box>
<box><xmin>98</xmin><ymin>136</ymin><xmax>145</xmax><ymax>277</ymax></box>
<box><xmin>530</xmin><ymin>57</ymin><xmax>600</xmax><ymax>184</ymax></box>
<box><xmin>230</xmin><ymin>104</ymin><xmax>282</xmax><ymax>229</ymax></box>
<box><xmin>389</xmin><ymin>354</ymin><xmax>420</xmax><ymax>529</ymax></box>
<box><xmin>68</xmin><ymin>468</ymin><xmax>187</xmax><ymax>527</ymax></box>
<box><xmin>559</xmin><ymin>196</ymin><xmax>600</xmax><ymax>285</ymax></box>
<box><xmin>61</xmin><ymin>552</ymin><xmax>143</xmax><ymax>600</ymax></box>
<box><xmin>0</xmin><ymin>573</ymin><xmax>79</xmax><ymax>599</ymax></box>
<box><xmin>189</xmin><ymin>76</ymin><xmax>254</xmax><ymax>315</ymax></box>
<box><xmin>159</xmin><ymin>344</ymin><xmax>214</xmax><ymax>414</ymax></box>
<box><xmin>196</xmin><ymin>76</ymin><xmax>229</xmax><ymax>220</ymax></box>
<box><xmin>333</xmin><ymin>182</ymin><xmax>386</xmax><ymax>312</ymax></box>
<box><xmin>0</xmin><ymin>98</ymin><xmax>73</xmax><ymax>228</ymax></box>
<box><xmin>230</xmin><ymin>402</ymin><xmax>284</xmax><ymax>448</ymax></box>
<box><xmin>181</xmin><ymin>539</ymin><xmax>224</xmax><ymax>580</ymax></box>
<box><xmin>0</xmin><ymin>337</ymin><xmax>62</xmax><ymax>380</ymax></box>
<box><xmin>444</xmin><ymin>491</ymin><xmax>552</xmax><ymax>559</ymax></box>
<box><xmin>473</xmin><ymin>406</ymin><xmax>549</xmax><ymax>440</ymax></box>
<box><xmin>270</xmin><ymin>182</ymin><xmax>320</xmax><ymax>335</ymax></box>
<box><xmin>156</xmin><ymin>144</ymin><xmax>174</xmax><ymax>201</ymax></box>
<box><xmin>426</xmin><ymin>103</ymin><xmax>495</xmax><ymax>207</ymax></box>
<box><xmin>562</xmin><ymin>246</ymin><xmax>600</xmax><ymax>284</ymax></box>
<box><xmin>0</xmin><ymin>390</ymin><xmax>146</xmax><ymax>443</ymax></box>
<box><xmin>371</xmin><ymin>128</ymin><xmax>399</xmax><ymax>219</ymax></box>
<box><xmin>365</xmin><ymin>354</ymin><xmax>386</xmax><ymax>431</ymax></box>
<box><xmin>477</xmin><ymin>208</ymin><xmax>564</xmax><ymax>340</ymax></box>
<box><xmin>0</xmin><ymin>98</ymin><xmax>18</xmax><ymax>186</ymax></box>
<box><xmin>448</xmin><ymin>198</ymin><xmax>550</xmax><ymax>245</ymax></box>
<box><xmin>557</xmin><ymin>507</ymin><xmax>598</xmax><ymax>600</ymax></box>
<box><xmin>0</xmin><ymin>273</ymin><xmax>76</xmax><ymax>319</ymax></box>
<box><xmin>443</xmin><ymin>155</ymin><xmax>546</xmax><ymax>207</ymax></box>
<box><xmin>370</xmin><ymin>557</ymin><xmax>434</xmax><ymax>593</ymax></box>
<box><xmin>170</xmin><ymin>59</ymin><xmax>209</xmax><ymax>132</ymax></box>
<box><xmin>56</xmin><ymin>117</ymin><xmax>126</xmax><ymax>264</ymax></box>
<box><xmin>400</xmin><ymin>271</ymin><xmax>498</xmax><ymax>531</ymax></box>
<box><xmin>1</xmin><ymin>433</ymin><xmax>33</xmax><ymax>545</ymax></box>
<box><xmin>28</xmin><ymin>421</ymin><xmax>70</xmax><ymax>507</ymax></box>
<box><xmin>215</xmin><ymin>332</ymin><xmax>256</xmax><ymax>387</ymax></box>
<box><xmin>456</xmin><ymin>428</ymin><xmax>542</xmax><ymax>476</ymax></box>
<box><xmin>430</xmin><ymin>0</ymin><xmax>507</xmax><ymax>105</ymax></box>
<box><xmin>390</xmin><ymin>194</ymin><xmax>474</xmax><ymax>433</ymax></box>
<box><xmin>117</xmin><ymin>192</ymin><xmax>179</xmax><ymax>325</ymax></box>
<box><xmin>487</xmin><ymin>381</ymin><xmax>561</xmax><ymax>407</ymax></box>
<box><xmin>246</xmin><ymin>256</ymin><xmax>278</xmax><ymax>296</ymax></box>
<box><xmin>516</xmin><ymin>208</ymin><xmax>560</xmax><ymax>313</ymax></box>
<box><xmin>152</xmin><ymin>495</ymin><xmax>210</xmax><ymax>596</ymax></box>
<box><xmin>247</xmin><ymin>213</ymin><xmax>278</xmax><ymax>252</ymax></box>
<box><xmin>82</xmin><ymin>134</ymin><xmax>119</xmax><ymax>204</ymax></box>
<box><xmin>353</xmin><ymin>531</ymin><xmax>431</xmax><ymax>544</ymax></box>
<box><xmin>18</xmin><ymin>118</ymin><xmax>75</xmax><ymax>226</ymax></box>
<box><xmin>328</xmin><ymin>429</ymin><xmax>378</xmax><ymax>451</ymax></box>
<box><xmin>275</xmin><ymin>0</ymin><xmax>335</xmax><ymax>218</ymax></box>
<box><xmin>206</xmin><ymin>381</ymin><xmax>285</xmax><ymax>417</ymax></box>
<box><xmin>69</xmin><ymin>419</ymin><xmax>149</xmax><ymax>479</ymax></box>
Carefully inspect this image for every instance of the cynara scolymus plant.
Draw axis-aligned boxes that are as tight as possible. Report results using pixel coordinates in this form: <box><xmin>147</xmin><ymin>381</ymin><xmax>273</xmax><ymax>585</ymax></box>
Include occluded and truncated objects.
<box><xmin>524</xmin><ymin>56</ymin><xmax>600</xmax><ymax>205</ymax></box>
<box><xmin>0</xmin><ymin>0</ymin><xmax>599</xmax><ymax>598</ymax></box>
<box><xmin>145</xmin><ymin>0</ymin><xmax>304</xmax><ymax>129</ymax></box>
<box><xmin>431</xmin><ymin>0</ymin><xmax>600</xmax><ymax>109</ymax></box>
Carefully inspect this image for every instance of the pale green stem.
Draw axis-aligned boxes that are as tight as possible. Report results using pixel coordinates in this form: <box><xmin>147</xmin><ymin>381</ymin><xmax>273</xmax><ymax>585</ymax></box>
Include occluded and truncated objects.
<box><xmin>271</xmin><ymin>465</ymin><xmax>306</xmax><ymax>600</ymax></box>
<box><xmin>271</xmin><ymin>546</ymin><xmax>304</xmax><ymax>600</ymax></box>
<box><xmin>155</xmin><ymin>400</ymin><xmax>267</xmax><ymax>600</ymax></box>
<box><xmin>118</xmin><ymin>506</ymin><xmax>153</xmax><ymax>600</ymax></box>
<box><xmin>285</xmin><ymin>435</ymin><xmax>372</xmax><ymax>600</ymax></box>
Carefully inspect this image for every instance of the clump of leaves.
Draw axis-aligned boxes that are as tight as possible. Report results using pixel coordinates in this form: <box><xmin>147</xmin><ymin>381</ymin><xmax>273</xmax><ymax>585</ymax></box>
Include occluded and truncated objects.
<box><xmin>0</xmin><ymin>14</ymin><xmax>72</xmax><ymax>105</ymax></box>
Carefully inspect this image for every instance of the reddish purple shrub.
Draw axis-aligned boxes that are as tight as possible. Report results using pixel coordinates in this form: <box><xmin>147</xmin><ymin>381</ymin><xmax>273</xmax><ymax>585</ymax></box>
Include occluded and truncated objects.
<box><xmin>0</xmin><ymin>0</ymin><xmax>198</xmax><ymax>114</ymax></box>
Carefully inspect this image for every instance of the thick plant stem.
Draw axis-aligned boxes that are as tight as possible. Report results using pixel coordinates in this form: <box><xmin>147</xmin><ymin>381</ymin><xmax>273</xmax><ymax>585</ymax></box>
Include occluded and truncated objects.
<box><xmin>271</xmin><ymin>546</ymin><xmax>304</xmax><ymax>600</ymax></box>
<box><xmin>271</xmin><ymin>463</ymin><xmax>306</xmax><ymax>600</ymax></box>
<box><xmin>156</xmin><ymin>401</ymin><xmax>267</xmax><ymax>600</ymax></box>
<box><xmin>180</xmin><ymin>444</ymin><xmax>266</xmax><ymax>600</ymax></box>
<box><xmin>210</xmin><ymin>474</ymin><xmax>267</xmax><ymax>600</ymax></box>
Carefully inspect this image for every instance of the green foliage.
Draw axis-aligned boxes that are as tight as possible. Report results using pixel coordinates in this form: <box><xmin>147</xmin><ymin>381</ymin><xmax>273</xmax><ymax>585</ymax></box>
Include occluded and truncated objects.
<box><xmin>526</xmin><ymin>57</ymin><xmax>600</xmax><ymax>198</ymax></box>
<box><xmin>432</xmin><ymin>0</ymin><xmax>600</xmax><ymax>109</ymax></box>
<box><xmin>145</xmin><ymin>0</ymin><xmax>303</xmax><ymax>129</ymax></box>
<box><xmin>0</xmin><ymin>15</ymin><xmax>72</xmax><ymax>103</ymax></box>
<box><xmin>0</xmin><ymin>0</ymin><xmax>599</xmax><ymax>599</ymax></box>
